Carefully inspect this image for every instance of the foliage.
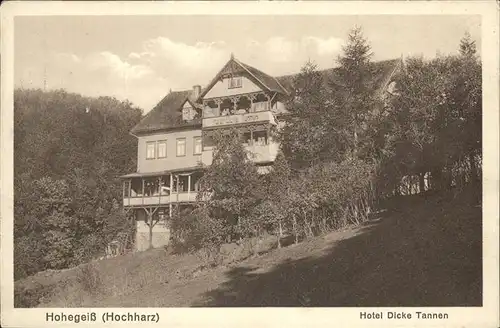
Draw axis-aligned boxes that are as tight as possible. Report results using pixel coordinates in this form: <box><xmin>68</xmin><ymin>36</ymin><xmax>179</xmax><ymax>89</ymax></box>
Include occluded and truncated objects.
<box><xmin>279</xmin><ymin>61</ymin><xmax>342</xmax><ymax>168</ymax></box>
<box><xmin>261</xmin><ymin>154</ymin><xmax>375</xmax><ymax>244</ymax></box>
<box><xmin>383</xmin><ymin>33</ymin><xmax>481</xmax><ymax>192</ymax></box>
<box><xmin>173</xmin><ymin>29</ymin><xmax>482</xmax><ymax>258</ymax></box>
<box><xmin>76</xmin><ymin>262</ymin><xmax>103</xmax><ymax>296</ymax></box>
<box><xmin>196</xmin><ymin>129</ymin><xmax>264</xmax><ymax>241</ymax></box>
<box><xmin>14</xmin><ymin>27</ymin><xmax>482</xmax><ymax>282</ymax></box>
<box><xmin>14</xmin><ymin>282</ymin><xmax>56</xmax><ymax>308</ymax></box>
<box><xmin>170</xmin><ymin>206</ymin><xmax>225</xmax><ymax>254</ymax></box>
<box><xmin>279</xmin><ymin>27</ymin><xmax>380</xmax><ymax>167</ymax></box>
<box><xmin>14</xmin><ymin>89</ymin><xmax>142</xmax><ymax>279</ymax></box>
<box><xmin>330</xmin><ymin>26</ymin><xmax>379</xmax><ymax>160</ymax></box>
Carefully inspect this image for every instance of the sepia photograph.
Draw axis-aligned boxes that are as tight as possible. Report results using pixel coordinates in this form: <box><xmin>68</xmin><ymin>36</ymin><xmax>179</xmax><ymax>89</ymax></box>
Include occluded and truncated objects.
<box><xmin>1</xmin><ymin>1</ymin><xmax>499</xmax><ymax>328</ymax></box>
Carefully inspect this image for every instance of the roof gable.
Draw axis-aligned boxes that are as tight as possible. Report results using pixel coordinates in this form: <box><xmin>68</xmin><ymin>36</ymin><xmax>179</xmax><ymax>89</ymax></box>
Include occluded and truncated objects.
<box><xmin>198</xmin><ymin>56</ymin><xmax>289</xmax><ymax>100</ymax></box>
<box><xmin>235</xmin><ymin>59</ymin><xmax>290</xmax><ymax>95</ymax></box>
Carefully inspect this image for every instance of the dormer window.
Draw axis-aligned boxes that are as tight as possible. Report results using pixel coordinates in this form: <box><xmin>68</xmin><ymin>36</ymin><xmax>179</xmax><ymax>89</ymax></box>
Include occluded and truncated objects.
<box><xmin>182</xmin><ymin>106</ymin><xmax>194</xmax><ymax>121</ymax></box>
<box><xmin>228</xmin><ymin>76</ymin><xmax>242</xmax><ymax>89</ymax></box>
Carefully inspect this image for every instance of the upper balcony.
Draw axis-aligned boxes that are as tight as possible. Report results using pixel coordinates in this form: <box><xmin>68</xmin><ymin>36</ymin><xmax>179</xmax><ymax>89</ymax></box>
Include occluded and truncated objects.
<box><xmin>203</xmin><ymin>110</ymin><xmax>275</xmax><ymax>129</ymax></box>
<box><xmin>201</xmin><ymin>92</ymin><xmax>277</xmax><ymax>129</ymax></box>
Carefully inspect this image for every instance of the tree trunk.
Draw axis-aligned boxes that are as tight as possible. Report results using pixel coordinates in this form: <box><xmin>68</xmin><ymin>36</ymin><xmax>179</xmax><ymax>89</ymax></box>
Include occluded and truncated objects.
<box><xmin>431</xmin><ymin>168</ymin><xmax>443</xmax><ymax>191</ymax></box>
<box><xmin>277</xmin><ymin>219</ymin><xmax>283</xmax><ymax>248</ymax></box>
<box><xmin>148</xmin><ymin>213</ymin><xmax>153</xmax><ymax>250</ymax></box>
<box><xmin>293</xmin><ymin>216</ymin><xmax>298</xmax><ymax>244</ymax></box>
<box><xmin>419</xmin><ymin>172</ymin><xmax>425</xmax><ymax>193</ymax></box>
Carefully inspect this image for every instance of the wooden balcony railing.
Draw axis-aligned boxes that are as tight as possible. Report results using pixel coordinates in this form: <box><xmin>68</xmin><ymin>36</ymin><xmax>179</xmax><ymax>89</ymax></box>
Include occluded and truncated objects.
<box><xmin>123</xmin><ymin>191</ymin><xmax>198</xmax><ymax>207</ymax></box>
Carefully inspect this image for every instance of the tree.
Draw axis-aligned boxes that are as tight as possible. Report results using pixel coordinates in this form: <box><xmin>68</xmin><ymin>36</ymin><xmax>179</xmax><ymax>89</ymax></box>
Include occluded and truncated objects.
<box><xmin>459</xmin><ymin>32</ymin><xmax>477</xmax><ymax>58</ymax></box>
<box><xmin>384</xmin><ymin>32</ymin><xmax>481</xmax><ymax>194</ymax></box>
<box><xmin>279</xmin><ymin>61</ymin><xmax>335</xmax><ymax>168</ymax></box>
<box><xmin>19</xmin><ymin>177</ymin><xmax>75</xmax><ymax>270</ymax></box>
<box><xmin>332</xmin><ymin>26</ymin><xmax>376</xmax><ymax>158</ymax></box>
<box><xmin>197</xmin><ymin>128</ymin><xmax>263</xmax><ymax>242</ymax></box>
<box><xmin>14</xmin><ymin>89</ymin><xmax>142</xmax><ymax>278</ymax></box>
<box><xmin>457</xmin><ymin>32</ymin><xmax>481</xmax><ymax>186</ymax></box>
<box><xmin>259</xmin><ymin>152</ymin><xmax>293</xmax><ymax>247</ymax></box>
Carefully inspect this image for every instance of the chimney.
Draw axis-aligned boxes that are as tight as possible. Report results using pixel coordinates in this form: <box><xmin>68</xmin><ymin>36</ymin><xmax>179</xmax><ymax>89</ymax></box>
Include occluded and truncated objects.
<box><xmin>193</xmin><ymin>85</ymin><xmax>201</xmax><ymax>99</ymax></box>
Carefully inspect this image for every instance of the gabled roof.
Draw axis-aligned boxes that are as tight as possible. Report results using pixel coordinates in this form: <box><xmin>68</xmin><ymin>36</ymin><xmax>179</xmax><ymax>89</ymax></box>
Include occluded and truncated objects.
<box><xmin>132</xmin><ymin>58</ymin><xmax>402</xmax><ymax>135</ymax></box>
<box><xmin>130</xmin><ymin>90</ymin><xmax>201</xmax><ymax>135</ymax></box>
<box><xmin>276</xmin><ymin>58</ymin><xmax>402</xmax><ymax>96</ymax></box>
<box><xmin>235</xmin><ymin>59</ymin><xmax>290</xmax><ymax>95</ymax></box>
<box><xmin>197</xmin><ymin>56</ymin><xmax>289</xmax><ymax>100</ymax></box>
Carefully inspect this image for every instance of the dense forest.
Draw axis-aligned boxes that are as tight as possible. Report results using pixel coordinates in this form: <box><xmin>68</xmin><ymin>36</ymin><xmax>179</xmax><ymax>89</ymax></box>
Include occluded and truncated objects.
<box><xmin>14</xmin><ymin>90</ymin><xmax>142</xmax><ymax>279</ymax></box>
<box><xmin>171</xmin><ymin>29</ymin><xmax>482</xmax><ymax>257</ymax></box>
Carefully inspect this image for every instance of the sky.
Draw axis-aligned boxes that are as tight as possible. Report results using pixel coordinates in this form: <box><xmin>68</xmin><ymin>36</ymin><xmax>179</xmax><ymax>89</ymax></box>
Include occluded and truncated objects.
<box><xmin>15</xmin><ymin>15</ymin><xmax>481</xmax><ymax>112</ymax></box>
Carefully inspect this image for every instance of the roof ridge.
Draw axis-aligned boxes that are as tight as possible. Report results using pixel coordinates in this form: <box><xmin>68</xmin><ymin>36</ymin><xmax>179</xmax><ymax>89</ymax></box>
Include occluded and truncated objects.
<box><xmin>274</xmin><ymin>58</ymin><xmax>400</xmax><ymax>80</ymax></box>
<box><xmin>233</xmin><ymin>58</ymin><xmax>274</xmax><ymax>93</ymax></box>
<box><xmin>240</xmin><ymin>60</ymin><xmax>290</xmax><ymax>95</ymax></box>
<box><xmin>132</xmin><ymin>57</ymin><xmax>401</xmax><ymax>135</ymax></box>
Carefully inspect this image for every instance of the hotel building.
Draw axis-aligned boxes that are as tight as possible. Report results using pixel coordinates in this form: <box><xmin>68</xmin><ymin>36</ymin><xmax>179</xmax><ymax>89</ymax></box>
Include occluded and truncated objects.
<box><xmin>121</xmin><ymin>54</ymin><xmax>401</xmax><ymax>251</ymax></box>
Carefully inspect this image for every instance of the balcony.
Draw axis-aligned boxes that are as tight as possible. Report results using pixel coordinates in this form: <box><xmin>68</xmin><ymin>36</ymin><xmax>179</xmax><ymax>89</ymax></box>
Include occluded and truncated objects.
<box><xmin>201</xmin><ymin>142</ymin><xmax>278</xmax><ymax>166</ymax></box>
<box><xmin>123</xmin><ymin>192</ymin><xmax>198</xmax><ymax>207</ymax></box>
<box><xmin>121</xmin><ymin>172</ymin><xmax>202</xmax><ymax>208</ymax></box>
<box><xmin>203</xmin><ymin>110</ymin><xmax>276</xmax><ymax>129</ymax></box>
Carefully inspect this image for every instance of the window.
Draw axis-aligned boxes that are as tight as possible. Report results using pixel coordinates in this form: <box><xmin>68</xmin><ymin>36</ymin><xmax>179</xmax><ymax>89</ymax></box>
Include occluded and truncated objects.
<box><xmin>203</xmin><ymin>135</ymin><xmax>215</xmax><ymax>149</ymax></box>
<box><xmin>182</xmin><ymin>107</ymin><xmax>193</xmax><ymax>121</ymax></box>
<box><xmin>193</xmin><ymin>137</ymin><xmax>202</xmax><ymax>155</ymax></box>
<box><xmin>157</xmin><ymin>140</ymin><xmax>167</xmax><ymax>158</ymax></box>
<box><xmin>242</xmin><ymin>132</ymin><xmax>252</xmax><ymax>146</ymax></box>
<box><xmin>176</xmin><ymin>138</ymin><xmax>186</xmax><ymax>157</ymax></box>
<box><xmin>252</xmin><ymin>101</ymin><xmax>269</xmax><ymax>112</ymax></box>
<box><xmin>228</xmin><ymin>76</ymin><xmax>242</xmax><ymax>89</ymax></box>
<box><xmin>146</xmin><ymin>142</ymin><xmax>156</xmax><ymax>159</ymax></box>
<box><xmin>253</xmin><ymin>131</ymin><xmax>268</xmax><ymax>146</ymax></box>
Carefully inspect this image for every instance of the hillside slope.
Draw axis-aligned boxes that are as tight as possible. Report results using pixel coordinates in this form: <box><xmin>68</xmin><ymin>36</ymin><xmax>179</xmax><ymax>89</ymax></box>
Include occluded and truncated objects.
<box><xmin>15</xmin><ymin>191</ymin><xmax>482</xmax><ymax>307</ymax></box>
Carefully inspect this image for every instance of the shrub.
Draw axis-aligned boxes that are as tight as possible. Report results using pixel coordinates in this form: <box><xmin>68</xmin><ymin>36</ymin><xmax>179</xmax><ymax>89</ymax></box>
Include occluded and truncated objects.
<box><xmin>259</xmin><ymin>155</ymin><xmax>376</xmax><ymax>245</ymax></box>
<box><xmin>170</xmin><ymin>206</ymin><xmax>226</xmax><ymax>255</ymax></box>
<box><xmin>75</xmin><ymin>262</ymin><xmax>103</xmax><ymax>296</ymax></box>
<box><xmin>14</xmin><ymin>282</ymin><xmax>55</xmax><ymax>308</ymax></box>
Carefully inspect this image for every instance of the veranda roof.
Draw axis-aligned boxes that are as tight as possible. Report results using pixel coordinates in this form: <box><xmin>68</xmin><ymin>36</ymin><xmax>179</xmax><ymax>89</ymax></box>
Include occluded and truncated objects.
<box><xmin>120</xmin><ymin>165</ymin><xmax>203</xmax><ymax>179</ymax></box>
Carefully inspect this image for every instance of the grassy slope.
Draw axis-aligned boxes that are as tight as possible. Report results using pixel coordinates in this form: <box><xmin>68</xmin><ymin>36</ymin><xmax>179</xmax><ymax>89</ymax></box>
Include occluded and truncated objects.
<box><xmin>15</xmin><ymin>190</ymin><xmax>482</xmax><ymax>307</ymax></box>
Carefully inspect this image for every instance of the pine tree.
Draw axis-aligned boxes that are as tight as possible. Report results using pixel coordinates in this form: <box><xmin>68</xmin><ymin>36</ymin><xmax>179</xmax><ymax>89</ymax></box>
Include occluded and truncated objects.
<box><xmin>333</xmin><ymin>26</ymin><xmax>375</xmax><ymax>158</ymax></box>
<box><xmin>457</xmin><ymin>32</ymin><xmax>481</xmax><ymax>186</ymax></box>
<box><xmin>279</xmin><ymin>60</ymin><xmax>331</xmax><ymax>168</ymax></box>
<box><xmin>459</xmin><ymin>32</ymin><xmax>477</xmax><ymax>58</ymax></box>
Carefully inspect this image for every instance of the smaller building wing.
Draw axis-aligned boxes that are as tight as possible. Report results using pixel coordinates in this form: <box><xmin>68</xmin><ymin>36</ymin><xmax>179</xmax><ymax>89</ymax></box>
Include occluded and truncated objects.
<box><xmin>275</xmin><ymin>58</ymin><xmax>402</xmax><ymax>96</ymax></box>
<box><xmin>130</xmin><ymin>90</ymin><xmax>201</xmax><ymax>135</ymax></box>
